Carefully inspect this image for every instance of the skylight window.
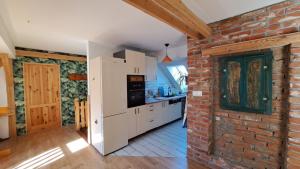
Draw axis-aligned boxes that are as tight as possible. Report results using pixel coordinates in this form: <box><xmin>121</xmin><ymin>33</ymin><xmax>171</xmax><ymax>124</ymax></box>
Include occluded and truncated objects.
<box><xmin>167</xmin><ymin>65</ymin><xmax>188</xmax><ymax>93</ymax></box>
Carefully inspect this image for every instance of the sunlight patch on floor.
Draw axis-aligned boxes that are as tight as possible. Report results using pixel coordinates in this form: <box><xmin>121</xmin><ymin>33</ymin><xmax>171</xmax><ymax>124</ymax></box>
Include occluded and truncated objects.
<box><xmin>13</xmin><ymin>147</ymin><xmax>64</xmax><ymax>169</ymax></box>
<box><xmin>66</xmin><ymin>138</ymin><xmax>88</xmax><ymax>153</ymax></box>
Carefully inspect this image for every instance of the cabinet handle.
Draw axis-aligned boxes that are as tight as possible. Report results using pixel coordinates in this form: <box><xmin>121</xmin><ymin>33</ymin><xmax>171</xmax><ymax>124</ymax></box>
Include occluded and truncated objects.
<box><xmin>134</xmin><ymin>67</ymin><xmax>136</xmax><ymax>73</ymax></box>
<box><xmin>138</xmin><ymin>108</ymin><xmax>140</xmax><ymax>114</ymax></box>
<box><xmin>149</xmin><ymin>120</ymin><xmax>154</xmax><ymax>122</ymax></box>
<box><xmin>134</xmin><ymin>108</ymin><xmax>136</xmax><ymax>115</ymax></box>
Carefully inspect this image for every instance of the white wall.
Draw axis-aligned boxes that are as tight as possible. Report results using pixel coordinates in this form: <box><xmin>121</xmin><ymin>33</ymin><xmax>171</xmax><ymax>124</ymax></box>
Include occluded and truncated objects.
<box><xmin>0</xmin><ymin>66</ymin><xmax>9</xmax><ymax>139</ymax></box>
<box><xmin>0</xmin><ymin>67</ymin><xmax>7</xmax><ymax>106</ymax></box>
<box><xmin>0</xmin><ymin>15</ymin><xmax>15</xmax><ymax>58</ymax></box>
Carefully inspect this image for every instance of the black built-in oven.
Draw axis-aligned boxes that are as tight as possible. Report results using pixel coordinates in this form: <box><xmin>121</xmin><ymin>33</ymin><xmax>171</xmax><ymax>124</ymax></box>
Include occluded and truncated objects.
<box><xmin>127</xmin><ymin>75</ymin><xmax>145</xmax><ymax>108</ymax></box>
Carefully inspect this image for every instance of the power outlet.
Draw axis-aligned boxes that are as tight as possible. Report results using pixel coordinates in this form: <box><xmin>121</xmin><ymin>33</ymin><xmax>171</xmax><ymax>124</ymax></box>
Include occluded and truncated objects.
<box><xmin>192</xmin><ymin>91</ymin><xmax>202</xmax><ymax>97</ymax></box>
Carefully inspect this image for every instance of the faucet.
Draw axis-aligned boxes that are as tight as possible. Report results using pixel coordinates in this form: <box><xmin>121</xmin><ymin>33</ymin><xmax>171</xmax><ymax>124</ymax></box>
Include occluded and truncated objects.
<box><xmin>168</xmin><ymin>86</ymin><xmax>172</xmax><ymax>96</ymax></box>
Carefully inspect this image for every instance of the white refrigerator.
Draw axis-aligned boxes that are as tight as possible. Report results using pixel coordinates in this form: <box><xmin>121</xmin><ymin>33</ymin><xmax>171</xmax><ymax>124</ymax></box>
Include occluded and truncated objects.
<box><xmin>89</xmin><ymin>57</ymin><xmax>128</xmax><ymax>155</ymax></box>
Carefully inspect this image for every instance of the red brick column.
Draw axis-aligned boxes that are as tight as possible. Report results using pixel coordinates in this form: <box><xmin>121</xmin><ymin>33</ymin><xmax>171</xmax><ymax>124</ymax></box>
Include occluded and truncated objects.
<box><xmin>287</xmin><ymin>42</ymin><xmax>300</xmax><ymax>169</ymax></box>
<box><xmin>187</xmin><ymin>39</ymin><xmax>214</xmax><ymax>164</ymax></box>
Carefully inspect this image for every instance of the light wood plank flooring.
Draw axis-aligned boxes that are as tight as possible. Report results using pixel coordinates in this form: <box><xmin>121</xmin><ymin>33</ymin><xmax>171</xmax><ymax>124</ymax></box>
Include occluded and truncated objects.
<box><xmin>0</xmin><ymin>124</ymin><xmax>208</xmax><ymax>169</ymax></box>
<box><xmin>110</xmin><ymin>120</ymin><xmax>186</xmax><ymax>157</ymax></box>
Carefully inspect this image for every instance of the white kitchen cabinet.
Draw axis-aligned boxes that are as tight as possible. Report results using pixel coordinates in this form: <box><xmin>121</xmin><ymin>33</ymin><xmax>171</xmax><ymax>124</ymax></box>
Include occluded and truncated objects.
<box><xmin>127</xmin><ymin>106</ymin><xmax>147</xmax><ymax>139</ymax></box>
<box><xmin>128</xmin><ymin>104</ymin><xmax>159</xmax><ymax>139</ymax></box>
<box><xmin>125</xmin><ymin>50</ymin><xmax>146</xmax><ymax>75</ymax></box>
<box><xmin>167</xmin><ymin>102</ymin><xmax>182</xmax><ymax>122</ymax></box>
<box><xmin>127</xmin><ymin>99</ymin><xmax>183</xmax><ymax>140</ymax></box>
<box><xmin>127</xmin><ymin>108</ymin><xmax>137</xmax><ymax>139</ymax></box>
<box><xmin>145</xmin><ymin>56</ymin><xmax>157</xmax><ymax>81</ymax></box>
<box><xmin>137</xmin><ymin>104</ymin><xmax>159</xmax><ymax>134</ymax></box>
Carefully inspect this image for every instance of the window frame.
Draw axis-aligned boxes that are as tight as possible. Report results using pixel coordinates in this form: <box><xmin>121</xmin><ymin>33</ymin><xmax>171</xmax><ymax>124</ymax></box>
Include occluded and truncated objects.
<box><xmin>220</xmin><ymin>51</ymin><xmax>272</xmax><ymax>115</ymax></box>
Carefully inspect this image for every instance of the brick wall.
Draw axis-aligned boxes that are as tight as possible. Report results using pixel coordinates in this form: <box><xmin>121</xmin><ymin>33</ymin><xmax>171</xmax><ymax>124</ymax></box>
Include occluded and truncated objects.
<box><xmin>187</xmin><ymin>1</ymin><xmax>300</xmax><ymax>168</ymax></box>
<box><xmin>287</xmin><ymin>42</ymin><xmax>300</xmax><ymax>169</ymax></box>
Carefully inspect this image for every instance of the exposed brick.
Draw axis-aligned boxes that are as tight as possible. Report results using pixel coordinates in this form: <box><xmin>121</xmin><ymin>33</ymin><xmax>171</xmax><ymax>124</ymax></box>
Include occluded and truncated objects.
<box><xmin>187</xmin><ymin>1</ymin><xmax>299</xmax><ymax>168</ymax></box>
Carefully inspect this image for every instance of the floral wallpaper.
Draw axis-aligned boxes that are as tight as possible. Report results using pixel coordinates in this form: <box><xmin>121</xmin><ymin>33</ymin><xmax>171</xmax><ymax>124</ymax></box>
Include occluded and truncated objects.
<box><xmin>14</xmin><ymin>56</ymin><xmax>87</xmax><ymax>135</ymax></box>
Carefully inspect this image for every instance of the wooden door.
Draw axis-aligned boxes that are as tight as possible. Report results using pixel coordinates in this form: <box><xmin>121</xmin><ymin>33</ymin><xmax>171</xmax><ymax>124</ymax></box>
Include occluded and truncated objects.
<box><xmin>24</xmin><ymin>63</ymin><xmax>61</xmax><ymax>134</ymax></box>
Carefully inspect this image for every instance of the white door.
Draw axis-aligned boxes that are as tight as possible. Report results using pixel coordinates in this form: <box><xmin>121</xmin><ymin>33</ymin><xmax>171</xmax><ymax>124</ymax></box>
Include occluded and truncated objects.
<box><xmin>89</xmin><ymin>57</ymin><xmax>103</xmax><ymax>153</ymax></box>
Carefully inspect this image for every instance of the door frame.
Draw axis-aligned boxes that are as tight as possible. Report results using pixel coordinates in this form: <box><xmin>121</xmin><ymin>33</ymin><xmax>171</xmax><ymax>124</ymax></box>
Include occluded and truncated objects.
<box><xmin>23</xmin><ymin>62</ymin><xmax>62</xmax><ymax>134</ymax></box>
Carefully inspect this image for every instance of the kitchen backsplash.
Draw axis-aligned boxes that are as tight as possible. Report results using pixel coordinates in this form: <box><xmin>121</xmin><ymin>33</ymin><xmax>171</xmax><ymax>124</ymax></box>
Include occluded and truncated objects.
<box><xmin>145</xmin><ymin>67</ymin><xmax>179</xmax><ymax>98</ymax></box>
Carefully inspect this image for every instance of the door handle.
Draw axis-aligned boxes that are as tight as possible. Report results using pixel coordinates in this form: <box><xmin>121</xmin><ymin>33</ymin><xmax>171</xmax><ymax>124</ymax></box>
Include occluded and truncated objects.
<box><xmin>94</xmin><ymin>120</ymin><xmax>98</xmax><ymax>124</ymax></box>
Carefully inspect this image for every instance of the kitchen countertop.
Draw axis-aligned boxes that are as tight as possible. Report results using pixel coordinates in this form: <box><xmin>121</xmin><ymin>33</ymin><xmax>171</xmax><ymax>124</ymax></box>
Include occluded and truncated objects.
<box><xmin>145</xmin><ymin>95</ymin><xmax>186</xmax><ymax>104</ymax></box>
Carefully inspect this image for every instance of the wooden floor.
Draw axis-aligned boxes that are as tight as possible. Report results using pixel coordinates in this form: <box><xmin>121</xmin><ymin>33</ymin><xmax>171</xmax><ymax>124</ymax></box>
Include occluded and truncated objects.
<box><xmin>0</xmin><ymin>125</ymin><xmax>209</xmax><ymax>169</ymax></box>
<box><xmin>111</xmin><ymin>120</ymin><xmax>186</xmax><ymax>157</ymax></box>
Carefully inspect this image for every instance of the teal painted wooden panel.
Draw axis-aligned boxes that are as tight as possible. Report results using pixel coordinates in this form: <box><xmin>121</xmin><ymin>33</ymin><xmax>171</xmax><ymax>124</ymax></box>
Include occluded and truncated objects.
<box><xmin>220</xmin><ymin>51</ymin><xmax>272</xmax><ymax>115</ymax></box>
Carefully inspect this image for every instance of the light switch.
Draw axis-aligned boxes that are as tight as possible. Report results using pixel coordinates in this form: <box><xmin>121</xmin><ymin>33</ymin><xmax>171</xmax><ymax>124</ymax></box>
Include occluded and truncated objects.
<box><xmin>192</xmin><ymin>91</ymin><xmax>202</xmax><ymax>97</ymax></box>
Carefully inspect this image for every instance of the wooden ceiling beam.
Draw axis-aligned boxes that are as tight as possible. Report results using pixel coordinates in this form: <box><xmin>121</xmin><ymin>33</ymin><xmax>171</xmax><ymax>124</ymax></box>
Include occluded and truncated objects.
<box><xmin>124</xmin><ymin>0</ymin><xmax>206</xmax><ymax>39</ymax></box>
<box><xmin>152</xmin><ymin>0</ymin><xmax>212</xmax><ymax>38</ymax></box>
<box><xmin>16</xmin><ymin>50</ymin><xmax>87</xmax><ymax>62</ymax></box>
<box><xmin>202</xmin><ymin>32</ymin><xmax>300</xmax><ymax>56</ymax></box>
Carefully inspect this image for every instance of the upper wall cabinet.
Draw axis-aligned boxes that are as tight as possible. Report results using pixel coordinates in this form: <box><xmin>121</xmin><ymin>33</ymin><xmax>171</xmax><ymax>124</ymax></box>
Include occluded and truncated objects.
<box><xmin>114</xmin><ymin>49</ymin><xmax>146</xmax><ymax>75</ymax></box>
<box><xmin>145</xmin><ymin>56</ymin><xmax>157</xmax><ymax>81</ymax></box>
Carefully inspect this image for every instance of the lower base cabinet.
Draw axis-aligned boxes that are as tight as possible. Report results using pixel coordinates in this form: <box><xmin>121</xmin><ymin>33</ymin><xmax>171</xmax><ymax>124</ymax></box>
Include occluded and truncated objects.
<box><xmin>127</xmin><ymin>100</ymin><xmax>182</xmax><ymax>140</ymax></box>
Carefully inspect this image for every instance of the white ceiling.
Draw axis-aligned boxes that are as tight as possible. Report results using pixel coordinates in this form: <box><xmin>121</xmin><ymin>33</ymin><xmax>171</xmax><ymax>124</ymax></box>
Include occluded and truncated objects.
<box><xmin>0</xmin><ymin>0</ymin><xmax>285</xmax><ymax>55</ymax></box>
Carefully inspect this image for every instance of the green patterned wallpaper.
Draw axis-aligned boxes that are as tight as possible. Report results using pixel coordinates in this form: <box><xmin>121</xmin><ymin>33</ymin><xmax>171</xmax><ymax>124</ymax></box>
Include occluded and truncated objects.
<box><xmin>14</xmin><ymin>56</ymin><xmax>87</xmax><ymax>135</ymax></box>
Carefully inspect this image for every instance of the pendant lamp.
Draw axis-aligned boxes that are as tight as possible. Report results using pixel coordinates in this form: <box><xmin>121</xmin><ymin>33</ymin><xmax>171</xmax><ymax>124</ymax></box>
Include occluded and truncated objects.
<box><xmin>162</xmin><ymin>43</ymin><xmax>172</xmax><ymax>63</ymax></box>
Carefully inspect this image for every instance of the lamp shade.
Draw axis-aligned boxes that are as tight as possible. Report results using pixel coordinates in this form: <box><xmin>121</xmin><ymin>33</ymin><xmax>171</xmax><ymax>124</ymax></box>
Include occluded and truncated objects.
<box><xmin>162</xmin><ymin>55</ymin><xmax>172</xmax><ymax>63</ymax></box>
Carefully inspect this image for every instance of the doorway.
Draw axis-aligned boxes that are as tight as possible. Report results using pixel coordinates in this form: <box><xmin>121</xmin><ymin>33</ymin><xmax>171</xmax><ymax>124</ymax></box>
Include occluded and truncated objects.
<box><xmin>23</xmin><ymin>63</ymin><xmax>61</xmax><ymax>134</ymax></box>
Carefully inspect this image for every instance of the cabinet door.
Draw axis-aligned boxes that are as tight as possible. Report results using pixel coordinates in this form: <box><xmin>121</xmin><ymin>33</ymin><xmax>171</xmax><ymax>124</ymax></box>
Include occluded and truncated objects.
<box><xmin>126</xmin><ymin>50</ymin><xmax>145</xmax><ymax>75</ymax></box>
<box><xmin>153</xmin><ymin>102</ymin><xmax>163</xmax><ymax>128</ymax></box>
<box><xmin>145</xmin><ymin>56</ymin><xmax>157</xmax><ymax>81</ymax></box>
<box><xmin>127</xmin><ymin>108</ymin><xmax>137</xmax><ymax>139</ymax></box>
<box><xmin>146</xmin><ymin>104</ymin><xmax>157</xmax><ymax>130</ymax></box>
<box><xmin>161</xmin><ymin>101</ymin><xmax>170</xmax><ymax>124</ymax></box>
<box><xmin>136</xmin><ymin>54</ymin><xmax>146</xmax><ymax>75</ymax></box>
<box><xmin>169</xmin><ymin>102</ymin><xmax>182</xmax><ymax>122</ymax></box>
<box><xmin>137</xmin><ymin>107</ymin><xmax>146</xmax><ymax>135</ymax></box>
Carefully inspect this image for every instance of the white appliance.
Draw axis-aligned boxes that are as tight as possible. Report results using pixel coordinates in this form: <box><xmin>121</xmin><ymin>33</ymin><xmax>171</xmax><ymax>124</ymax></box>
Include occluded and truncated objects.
<box><xmin>89</xmin><ymin>57</ymin><xmax>128</xmax><ymax>155</ymax></box>
<box><xmin>0</xmin><ymin>67</ymin><xmax>9</xmax><ymax>139</ymax></box>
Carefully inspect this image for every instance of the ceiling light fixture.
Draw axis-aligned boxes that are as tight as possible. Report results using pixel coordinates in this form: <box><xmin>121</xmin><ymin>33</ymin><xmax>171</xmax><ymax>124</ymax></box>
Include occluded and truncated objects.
<box><xmin>162</xmin><ymin>43</ymin><xmax>172</xmax><ymax>63</ymax></box>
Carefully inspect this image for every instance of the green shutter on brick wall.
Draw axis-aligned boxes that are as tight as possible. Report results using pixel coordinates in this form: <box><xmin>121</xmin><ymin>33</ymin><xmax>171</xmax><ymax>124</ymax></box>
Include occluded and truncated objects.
<box><xmin>220</xmin><ymin>51</ymin><xmax>272</xmax><ymax>115</ymax></box>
